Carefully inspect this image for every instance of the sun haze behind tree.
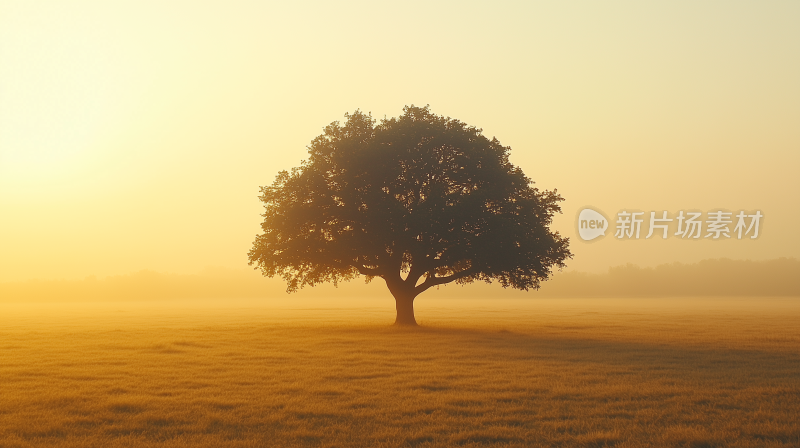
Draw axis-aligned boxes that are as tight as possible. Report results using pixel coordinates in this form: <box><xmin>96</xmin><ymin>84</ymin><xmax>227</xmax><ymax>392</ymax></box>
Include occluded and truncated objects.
<box><xmin>248</xmin><ymin>106</ymin><xmax>572</xmax><ymax>325</ymax></box>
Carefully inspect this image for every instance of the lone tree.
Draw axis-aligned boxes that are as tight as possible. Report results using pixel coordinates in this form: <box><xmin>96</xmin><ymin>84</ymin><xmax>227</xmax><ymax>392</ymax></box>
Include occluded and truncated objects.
<box><xmin>248</xmin><ymin>106</ymin><xmax>571</xmax><ymax>325</ymax></box>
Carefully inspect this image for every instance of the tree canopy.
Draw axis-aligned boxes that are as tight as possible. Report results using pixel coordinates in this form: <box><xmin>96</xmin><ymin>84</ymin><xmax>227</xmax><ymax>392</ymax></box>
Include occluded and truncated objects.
<box><xmin>248</xmin><ymin>106</ymin><xmax>572</xmax><ymax>325</ymax></box>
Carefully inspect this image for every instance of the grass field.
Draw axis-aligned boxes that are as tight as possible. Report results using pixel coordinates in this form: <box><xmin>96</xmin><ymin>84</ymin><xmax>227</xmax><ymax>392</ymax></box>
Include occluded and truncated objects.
<box><xmin>1</xmin><ymin>296</ymin><xmax>799</xmax><ymax>447</ymax></box>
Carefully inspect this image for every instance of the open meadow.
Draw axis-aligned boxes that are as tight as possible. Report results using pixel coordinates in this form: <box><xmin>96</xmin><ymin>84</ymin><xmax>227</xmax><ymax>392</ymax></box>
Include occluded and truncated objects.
<box><xmin>1</xmin><ymin>296</ymin><xmax>799</xmax><ymax>448</ymax></box>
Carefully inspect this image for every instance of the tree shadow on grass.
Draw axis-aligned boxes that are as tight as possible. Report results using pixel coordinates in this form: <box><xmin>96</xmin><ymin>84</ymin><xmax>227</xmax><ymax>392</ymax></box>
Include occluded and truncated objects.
<box><xmin>331</xmin><ymin>324</ymin><xmax>800</xmax><ymax>384</ymax></box>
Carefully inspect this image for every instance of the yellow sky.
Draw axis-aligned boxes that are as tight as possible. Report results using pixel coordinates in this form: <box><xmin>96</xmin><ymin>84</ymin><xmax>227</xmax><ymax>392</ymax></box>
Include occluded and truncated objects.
<box><xmin>1</xmin><ymin>1</ymin><xmax>798</xmax><ymax>282</ymax></box>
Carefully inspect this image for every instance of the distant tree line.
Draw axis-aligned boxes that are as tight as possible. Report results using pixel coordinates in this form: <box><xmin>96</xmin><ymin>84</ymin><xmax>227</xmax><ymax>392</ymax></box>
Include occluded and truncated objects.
<box><xmin>1</xmin><ymin>258</ymin><xmax>798</xmax><ymax>303</ymax></box>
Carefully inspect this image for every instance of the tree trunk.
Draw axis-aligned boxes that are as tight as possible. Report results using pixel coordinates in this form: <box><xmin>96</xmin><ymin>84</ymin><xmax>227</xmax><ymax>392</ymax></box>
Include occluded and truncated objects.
<box><xmin>393</xmin><ymin>292</ymin><xmax>418</xmax><ymax>326</ymax></box>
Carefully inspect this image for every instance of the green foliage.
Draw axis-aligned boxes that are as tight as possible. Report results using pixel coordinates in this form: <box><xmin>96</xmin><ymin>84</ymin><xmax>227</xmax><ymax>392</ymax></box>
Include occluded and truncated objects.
<box><xmin>248</xmin><ymin>106</ymin><xmax>571</xmax><ymax>296</ymax></box>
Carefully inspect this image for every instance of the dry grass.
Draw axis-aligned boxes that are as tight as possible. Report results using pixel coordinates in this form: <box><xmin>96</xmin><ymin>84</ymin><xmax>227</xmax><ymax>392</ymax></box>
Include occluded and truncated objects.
<box><xmin>1</xmin><ymin>297</ymin><xmax>799</xmax><ymax>447</ymax></box>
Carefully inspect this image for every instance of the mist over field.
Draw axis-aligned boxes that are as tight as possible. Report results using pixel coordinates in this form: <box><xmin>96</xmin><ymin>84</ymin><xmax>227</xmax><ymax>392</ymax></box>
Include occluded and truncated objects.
<box><xmin>2</xmin><ymin>258</ymin><xmax>798</xmax><ymax>304</ymax></box>
<box><xmin>3</xmin><ymin>260</ymin><xmax>799</xmax><ymax>446</ymax></box>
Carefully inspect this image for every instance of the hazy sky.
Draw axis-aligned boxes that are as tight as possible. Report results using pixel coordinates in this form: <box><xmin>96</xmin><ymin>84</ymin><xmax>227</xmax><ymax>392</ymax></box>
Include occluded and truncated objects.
<box><xmin>1</xmin><ymin>1</ymin><xmax>798</xmax><ymax>282</ymax></box>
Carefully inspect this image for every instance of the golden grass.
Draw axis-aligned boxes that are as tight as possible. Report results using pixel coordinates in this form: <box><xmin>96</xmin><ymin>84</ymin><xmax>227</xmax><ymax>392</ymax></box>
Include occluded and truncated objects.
<box><xmin>1</xmin><ymin>297</ymin><xmax>799</xmax><ymax>447</ymax></box>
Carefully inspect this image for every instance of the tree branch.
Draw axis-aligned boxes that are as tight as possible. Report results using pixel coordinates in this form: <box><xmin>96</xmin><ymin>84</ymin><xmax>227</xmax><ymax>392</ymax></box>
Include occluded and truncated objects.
<box><xmin>354</xmin><ymin>263</ymin><xmax>382</xmax><ymax>277</ymax></box>
<box><xmin>404</xmin><ymin>263</ymin><xmax>425</xmax><ymax>289</ymax></box>
<box><xmin>413</xmin><ymin>265</ymin><xmax>480</xmax><ymax>295</ymax></box>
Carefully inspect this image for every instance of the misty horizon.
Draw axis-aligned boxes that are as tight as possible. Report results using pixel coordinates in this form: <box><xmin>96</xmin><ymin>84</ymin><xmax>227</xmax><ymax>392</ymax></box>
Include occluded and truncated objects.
<box><xmin>2</xmin><ymin>257</ymin><xmax>797</xmax><ymax>303</ymax></box>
